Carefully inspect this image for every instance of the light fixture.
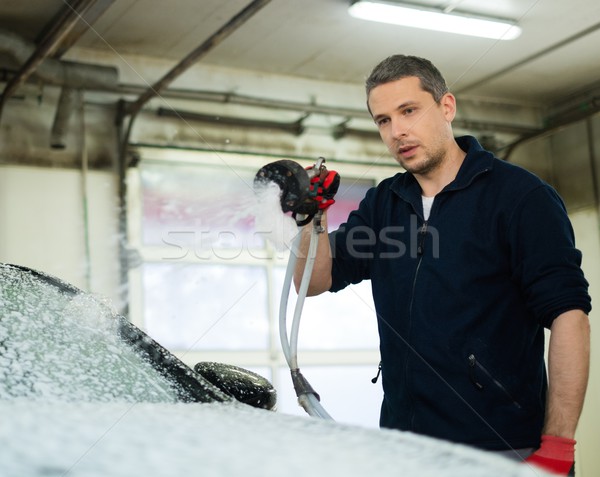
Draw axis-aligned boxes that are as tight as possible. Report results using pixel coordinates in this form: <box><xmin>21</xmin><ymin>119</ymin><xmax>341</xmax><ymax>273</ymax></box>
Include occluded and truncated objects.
<box><xmin>348</xmin><ymin>1</ymin><xmax>522</xmax><ymax>40</ymax></box>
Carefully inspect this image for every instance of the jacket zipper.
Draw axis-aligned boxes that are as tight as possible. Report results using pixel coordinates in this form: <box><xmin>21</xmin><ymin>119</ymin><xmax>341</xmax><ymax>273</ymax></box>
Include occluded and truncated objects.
<box><xmin>468</xmin><ymin>354</ymin><xmax>522</xmax><ymax>409</ymax></box>
<box><xmin>417</xmin><ymin>220</ymin><xmax>428</xmax><ymax>256</ymax></box>
<box><xmin>408</xmin><ymin>221</ymin><xmax>427</xmax><ymax>323</ymax></box>
<box><xmin>371</xmin><ymin>361</ymin><xmax>382</xmax><ymax>384</ymax></box>
<box><xmin>405</xmin><ymin>218</ymin><xmax>428</xmax><ymax>428</ymax></box>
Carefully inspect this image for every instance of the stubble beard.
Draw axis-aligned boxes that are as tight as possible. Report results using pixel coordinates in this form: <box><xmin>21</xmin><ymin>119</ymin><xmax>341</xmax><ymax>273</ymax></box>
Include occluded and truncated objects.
<box><xmin>397</xmin><ymin>145</ymin><xmax>445</xmax><ymax>176</ymax></box>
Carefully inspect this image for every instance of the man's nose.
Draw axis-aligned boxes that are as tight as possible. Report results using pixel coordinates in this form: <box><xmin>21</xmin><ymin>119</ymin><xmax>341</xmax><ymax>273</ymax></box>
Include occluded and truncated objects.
<box><xmin>391</xmin><ymin>118</ymin><xmax>409</xmax><ymax>139</ymax></box>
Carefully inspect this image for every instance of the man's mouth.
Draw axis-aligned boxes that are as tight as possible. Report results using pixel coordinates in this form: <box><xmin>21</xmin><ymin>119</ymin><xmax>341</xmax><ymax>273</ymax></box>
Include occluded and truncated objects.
<box><xmin>397</xmin><ymin>144</ymin><xmax>418</xmax><ymax>158</ymax></box>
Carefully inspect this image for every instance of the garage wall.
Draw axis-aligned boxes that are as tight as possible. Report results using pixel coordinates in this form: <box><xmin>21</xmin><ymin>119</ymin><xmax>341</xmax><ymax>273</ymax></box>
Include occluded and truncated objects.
<box><xmin>0</xmin><ymin>166</ymin><xmax>120</xmax><ymax>305</ymax></box>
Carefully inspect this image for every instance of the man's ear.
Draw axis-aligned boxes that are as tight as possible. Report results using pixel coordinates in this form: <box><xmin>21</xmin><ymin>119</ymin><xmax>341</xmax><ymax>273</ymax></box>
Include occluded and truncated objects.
<box><xmin>440</xmin><ymin>92</ymin><xmax>457</xmax><ymax>122</ymax></box>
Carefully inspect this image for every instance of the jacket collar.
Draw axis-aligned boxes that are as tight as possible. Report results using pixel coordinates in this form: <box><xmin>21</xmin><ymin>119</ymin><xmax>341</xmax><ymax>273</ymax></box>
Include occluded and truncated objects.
<box><xmin>390</xmin><ymin>136</ymin><xmax>495</xmax><ymax>203</ymax></box>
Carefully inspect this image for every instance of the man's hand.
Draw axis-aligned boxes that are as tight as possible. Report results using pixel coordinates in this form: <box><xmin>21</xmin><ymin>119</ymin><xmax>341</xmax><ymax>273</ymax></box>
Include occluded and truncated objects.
<box><xmin>308</xmin><ymin>166</ymin><xmax>340</xmax><ymax>210</ymax></box>
<box><xmin>525</xmin><ymin>435</ymin><xmax>576</xmax><ymax>476</ymax></box>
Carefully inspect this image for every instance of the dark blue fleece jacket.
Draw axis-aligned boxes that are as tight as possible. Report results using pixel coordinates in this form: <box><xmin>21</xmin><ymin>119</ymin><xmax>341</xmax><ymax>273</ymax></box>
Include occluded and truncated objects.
<box><xmin>329</xmin><ymin>136</ymin><xmax>591</xmax><ymax>450</ymax></box>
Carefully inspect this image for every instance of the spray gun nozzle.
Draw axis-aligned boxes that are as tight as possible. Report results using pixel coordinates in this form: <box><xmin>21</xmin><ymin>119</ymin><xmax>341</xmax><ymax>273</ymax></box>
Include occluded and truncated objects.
<box><xmin>254</xmin><ymin>159</ymin><xmax>321</xmax><ymax>221</ymax></box>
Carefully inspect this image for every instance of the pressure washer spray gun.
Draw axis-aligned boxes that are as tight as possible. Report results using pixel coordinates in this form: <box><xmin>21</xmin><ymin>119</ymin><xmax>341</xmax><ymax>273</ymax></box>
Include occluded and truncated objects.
<box><xmin>253</xmin><ymin>157</ymin><xmax>340</xmax><ymax>420</ymax></box>
<box><xmin>254</xmin><ymin>157</ymin><xmax>340</xmax><ymax>228</ymax></box>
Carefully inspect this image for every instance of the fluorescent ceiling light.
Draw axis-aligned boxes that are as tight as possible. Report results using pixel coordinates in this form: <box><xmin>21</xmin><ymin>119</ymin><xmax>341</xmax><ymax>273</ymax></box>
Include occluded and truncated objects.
<box><xmin>348</xmin><ymin>1</ymin><xmax>522</xmax><ymax>40</ymax></box>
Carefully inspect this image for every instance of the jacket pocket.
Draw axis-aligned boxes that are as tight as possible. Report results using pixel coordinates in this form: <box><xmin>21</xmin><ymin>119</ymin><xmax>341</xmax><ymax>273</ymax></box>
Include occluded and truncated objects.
<box><xmin>468</xmin><ymin>354</ymin><xmax>523</xmax><ymax>410</ymax></box>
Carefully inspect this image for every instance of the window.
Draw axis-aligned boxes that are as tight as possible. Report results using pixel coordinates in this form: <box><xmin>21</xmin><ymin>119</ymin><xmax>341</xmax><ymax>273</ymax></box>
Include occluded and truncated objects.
<box><xmin>143</xmin><ymin>262</ymin><xmax>269</xmax><ymax>350</ymax></box>
<box><xmin>128</xmin><ymin>148</ymin><xmax>387</xmax><ymax>427</ymax></box>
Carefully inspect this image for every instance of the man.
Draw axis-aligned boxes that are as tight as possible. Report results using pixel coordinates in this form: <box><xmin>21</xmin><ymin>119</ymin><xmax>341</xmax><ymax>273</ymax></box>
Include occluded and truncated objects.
<box><xmin>294</xmin><ymin>55</ymin><xmax>591</xmax><ymax>476</ymax></box>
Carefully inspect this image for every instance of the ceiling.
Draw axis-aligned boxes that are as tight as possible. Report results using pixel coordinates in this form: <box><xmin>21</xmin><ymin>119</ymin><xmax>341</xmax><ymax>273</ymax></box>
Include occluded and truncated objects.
<box><xmin>1</xmin><ymin>0</ymin><xmax>600</xmax><ymax>121</ymax></box>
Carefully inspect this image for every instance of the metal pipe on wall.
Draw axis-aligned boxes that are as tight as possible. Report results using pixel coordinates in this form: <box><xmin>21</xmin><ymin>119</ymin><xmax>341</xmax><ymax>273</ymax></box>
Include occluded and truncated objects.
<box><xmin>51</xmin><ymin>87</ymin><xmax>78</xmax><ymax>149</ymax></box>
<box><xmin>77</xmin><ymin>88</ymin><xmax>93</xmax><ymax>292</ymax></box>
<box><xmin>500</xmin><ymin>97</ymin><xmax>600</xmax><ymax>161</ymax></box>
<box><xmin>49</xmin><ymin>0</ymin><xmax>116</xmax><ymax>59</ymax></box>
<box><xmin>0</xmin><ymin>0</ymin><xmax>100</xmax><ymax>117</ymax></box>
<box><xmin>156</xmin><ymin>106</ymin><xmax>306</xmax><ymax>136</ymax></box>
<box><xmin>0</xmin><ymin>29</ymin><xmax>118</xmax><ymax>91</ymax></box>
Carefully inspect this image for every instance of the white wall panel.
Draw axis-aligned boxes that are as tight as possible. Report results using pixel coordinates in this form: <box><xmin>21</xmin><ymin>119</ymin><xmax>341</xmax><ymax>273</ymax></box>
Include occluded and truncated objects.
<box><xmin>0</xmin><ymin>166</ymin><xmax>120</xmax><ymax>304</ymax></box>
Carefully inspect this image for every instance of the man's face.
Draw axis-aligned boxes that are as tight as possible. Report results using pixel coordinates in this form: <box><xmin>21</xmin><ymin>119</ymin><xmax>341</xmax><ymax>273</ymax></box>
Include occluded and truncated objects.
<box><xmin>368</xmin><ymin>76</ymin><xmax>456</xmax><ymax>176</ymax></box>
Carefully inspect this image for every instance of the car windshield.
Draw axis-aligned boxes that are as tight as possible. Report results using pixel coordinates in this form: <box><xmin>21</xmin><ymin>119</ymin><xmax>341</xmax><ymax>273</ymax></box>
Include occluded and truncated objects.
<box><xmin>0</xmin><ymin>264</ymin><xmax>228</xmax><ymax>404</ymax></box>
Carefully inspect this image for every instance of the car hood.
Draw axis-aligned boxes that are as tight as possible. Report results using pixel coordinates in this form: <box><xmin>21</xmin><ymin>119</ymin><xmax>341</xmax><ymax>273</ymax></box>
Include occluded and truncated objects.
<box><xmin>0</xmin><ymin>400</ymin><xmax>549</xmax><ymax>477</ymax></box>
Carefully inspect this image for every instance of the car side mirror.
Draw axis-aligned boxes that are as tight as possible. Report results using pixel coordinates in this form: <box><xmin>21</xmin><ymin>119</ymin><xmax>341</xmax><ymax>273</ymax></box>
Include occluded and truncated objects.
<box><xmin>194</xmin><ymin>362</ymin><xmax>277</xmax><ymax>411</ymax></box>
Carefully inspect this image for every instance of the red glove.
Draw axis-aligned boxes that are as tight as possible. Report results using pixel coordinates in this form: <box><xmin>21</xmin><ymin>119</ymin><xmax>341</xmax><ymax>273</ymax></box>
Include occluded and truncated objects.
<box><xmin>308</xmin><ymin>167</ymin><xmax>340</xmax><ymax>210</ymax></box>
<box><xmin>525</xmin><ymin>435</ymin><xmax>576</xmax><ymax>476</ymax></box>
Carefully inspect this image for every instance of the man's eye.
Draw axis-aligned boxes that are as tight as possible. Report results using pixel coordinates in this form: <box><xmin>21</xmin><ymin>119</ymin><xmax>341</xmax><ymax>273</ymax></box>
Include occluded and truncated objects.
<box><xmin>376</xmin><ymin>118</ymin><xmax>389</xmax><ymax>126</ymax></box>
<box><xmin>404</xmin><ymin>108</ymin><xmax>415</xmax><ymax>115</ymax></box>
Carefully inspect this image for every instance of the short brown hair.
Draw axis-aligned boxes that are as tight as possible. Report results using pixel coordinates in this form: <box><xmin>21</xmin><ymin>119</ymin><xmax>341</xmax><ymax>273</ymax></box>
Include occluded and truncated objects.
<box><xmin>366</xmin><ymin>55</ymin><xmax>448</xmax><ymax>103</ymax></box>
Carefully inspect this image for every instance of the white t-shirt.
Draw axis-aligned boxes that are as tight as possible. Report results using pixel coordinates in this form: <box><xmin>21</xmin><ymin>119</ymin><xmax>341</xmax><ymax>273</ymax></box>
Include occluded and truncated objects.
<box><xmin>422</xmin><ymin>195</ymin><xmax>435</xmax><ymax>221</ymax></box>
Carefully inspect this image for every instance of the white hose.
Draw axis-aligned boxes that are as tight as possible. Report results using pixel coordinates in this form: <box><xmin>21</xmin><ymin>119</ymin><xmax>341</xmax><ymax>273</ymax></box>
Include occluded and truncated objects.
<box><xmin>298</xmin><ymin>393</ymin><xmax>333</xmax><ymax>419</ymax></box>
<box><xmin>278</xmin><ymin>218</ymin><xmax>333</xmax><ymax>420</ymax></box>
<box><xmin>279</xmin><ymin>233</ymin><xmax>299</xmax><ymax>368</ymax></box>
<box><xmin>289</xmin><ymin>222</ymin><xmax>319</xmax><ymax>369</ymax></box>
